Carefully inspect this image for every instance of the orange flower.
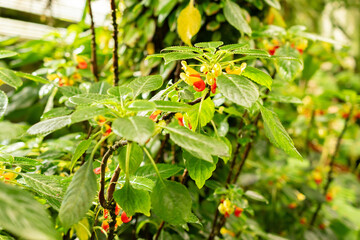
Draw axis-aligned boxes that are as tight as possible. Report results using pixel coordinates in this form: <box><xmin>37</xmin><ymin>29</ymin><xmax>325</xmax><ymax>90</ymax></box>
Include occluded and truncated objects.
<box><xmin>175</xmin><ymin>113</ymin><xmax>184</xmax><ymax>126</ymax></box>
<box><xmin>121</xmin><ymin>211</ymin><xmax>132</xmax><ymax>223</ymax></box>
<box><xmin>149</xmin><ymin>110</ymin><xmax>161</xmax><ymax>121</ymax></box>
<box><xmin>101</xmin><ymin>220</ymin><xmax>109</xmax><ymax>232</ymax></box>
<box><xmin>76</xmin><ymin>56</ymin><xmax>88</xmax><ymax>69</ymax></box>
<box><xmin>288</xmin><ymin>202</ymin><xmax>297</xmax><ymax>209</ymax></box>
<box><xmin>193</xmin><ymin>79</ymin><xmax>206</xmax><ymax>92</ymax></box>
<box><xmin>226</xmin><ymin>63</ymin><xmax>247</xmax><ymax>75</ymax></box>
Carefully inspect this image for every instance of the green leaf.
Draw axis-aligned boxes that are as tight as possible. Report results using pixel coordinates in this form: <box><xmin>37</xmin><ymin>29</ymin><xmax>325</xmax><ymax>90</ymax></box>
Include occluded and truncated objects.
<box><xmin>275</xmin><ymin>45</ymin><xmax>303</xmax><ymax>82</ymax></box>
<box><xmin>14</xmin><ymin>71</ymin><xmax>49</xmax><ymax>84</ymax></box>
<box><xmin>263</xmin><ymin>0</ymin><xmax>281</xmax><ymax>10</ymax></box>
<box><xmin>71</xmin><ymin>106</ymin><xmax>109</xmax><ymax>123</ymax></box>
<box><xmin>135</xmin><ymin>164</ymin><xmax>183</xmax><ymax>179</ymax></box>
<box><xmin>4</xmin><ymin>157</ymin><xmax>41</xmax><ymax>171</ymax></box>
<box><xmin>244</xmin><ymin>190</ymin><xmax>268</xmax><ymax>203</ymax></box>
<box><xmin>0</xmin><ymin>121</ymin><xmax>25</xmax><ymax>141</ymax></box>
<box><xmin>151</xmin><ymin>180</ymin><xmax>192</xmax><ymax>225</ymax></box>
<box><xmin>27</xmin><ymin>115</ymin><xmax>71</xmax><ymax>135</ymax></box>
<box><xmin>217</xmin><ymin>74</ymin><xmax>259</xmax><ymax>108</ymax></box>
<box><xmin>153</xmin><ymin>100</ymin><xmax>193</xmax><ymax>112</ymax></box>
<box><xmin>219</xmin><ymin>43</ymin><xmax>249</xmax><ymax>51</ymax></box>
<box><xmin>163</xmin><ymin>52</ymin><xmax>200</xmax><ymax>64</ymax></box>
<box><xmin>232</xmin><ymin>48</ymin><xmax>270</xmax><ymax>57</ymax></box>
<box><xmin>117</xmin><ymin>143</ymin><xmax>143</xmax><ymax>174</ymax></box>
<box><xmin>117</xmin><ymin>175</ymin><xmax>155</xmax><ymax>192</ymax></box>
<box><xmin>0</xmin><ymin>68</ymin><xmax>22</xmax><ymax>89</ymax></box>
<box><xmin>69</xmin><ymin>93</ymin><xmax>110</xmax><ymax>105</ymax></box>
<box><xmin>89</xmin><ymin>81</ymin><xmax>111</xmax><ymax>94</ymax></box>
<box><xmin>187</xmin><ymin>98</ymin><xmax>215</xmax><ymax>130</ymax></box>
<box><xmin>0</xmin><ymin>90</ymin><xmax>8</xmax><ymax>117</ymax></box>
<box><xmin>128</xmin><ymin>75</ymin><xmax>163</xmax><ymax>97</ymax></box>
<box><xmin>183</xmin><ymin>150</ymin><xmax>217</xmax><ymax>189</ymax></box>
<box><xmin>59</xmin><ymin>160</ymin><xmax>97</xmax><ymax>230</ymax></box>
<box><xmin>114</xmin><ymin>181</ymin><xmax>151</xmax><ymax>216</ymax></box>
<box><xmin>161</xmin><ymin>46</ymin><xmax>202</xmax><ymax>53</ymax></box>
<box><xmin>241</xmin><ymin>66</ymin><xmax>272</xmax><ymax>90</ymax></box>
<box><xmin>0</xmin><ymin>181</ymin><xmax>59</xmax><ymax>240</ymax></box>
<box><xmin>177</xmin><ymin>1</ymin><xmax>202</xmax><ymax>46</ymax></box>
<box><xmin>60</xmin><ymin>86</ymin><xmax>82</xmax><ymax>97</ymax></box>
<box><xmin>107</xmin><ymin>86</ymin><xmax>133</xmax><ymax>101</ymax></box>
<box><xmin>126</xmin><ymin>100</ymin><xmax>156</xmax><ymax>111</ymax></box>
<box><xmin>194</xmin><ymin>41</ymin><xmax>224</xmax><ymax>48</ymax></box>
<box><xmin>70</xmin><ymin>139</ymin><xmax>92</xmax><ymax>171</ymax></box>
<box><xmin>260</xmin><ymin>106</ymin><xmax>302</xmax><ymax>159</ymax></box>
<box><xmin>0</xmin><ymin>50</ymin><xmax>17</xmax><ymax>59</ymax></box>
<box><xmin>224</xmin><ymin>0</ymin><xmax>251</xmax><ymax>36</ymax></box>
<box><xmin>163</xmin><ymin>124</ymin><xmax>230</xmax><ymax>162</ymax></box>
<box><xmin>42</xmin><ymin>107</ymin><xmax>73</xmax><ymax>120</ymax></box>
<box><xmin>112</xmin><ymin>116</ymin><xmax>155</xmax><ymax>145</ymax></box>
<box><xmin>267</xmin><ymin>94</ymin><xmax>303</xmax><ymax>104</ymax></box>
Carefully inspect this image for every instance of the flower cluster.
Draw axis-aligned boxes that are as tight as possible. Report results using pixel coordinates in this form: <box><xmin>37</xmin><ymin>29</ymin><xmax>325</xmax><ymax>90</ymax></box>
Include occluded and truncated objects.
<box><xmin>101</xmin><ymin>204</ymin><xmax>132</xmax><ymax>232</ymax></box>
<box><xmin>0</xmin><ymin>165</ymin><xmax>21</xmax><ymax>183</ymax></box>
<box><xmin>218</xmin><ymin>199</ymin><xmax>243</xmax><ymax>218</ymax></box>
<box><xmin>95</xmin><ymin>115</ymin><xmax>112</xmax><ymax>136</ymax></box>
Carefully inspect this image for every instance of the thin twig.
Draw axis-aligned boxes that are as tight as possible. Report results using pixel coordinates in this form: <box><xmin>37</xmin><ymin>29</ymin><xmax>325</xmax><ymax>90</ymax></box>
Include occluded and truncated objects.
<box><xmin>309</xmin><ymin>106</ymin><xmax>353</xmax><ymax>226</ymax></box>
<box><xmin>107</xmin><ymin>164</ymin><xmax>121</xmax><ymax>202</ymax></box>
<box><xmin>155</xmin><ymin>134</ymin><xmax>169</xmax><ymax>163</ymax></box>
<box><xmin>154</xmin><ymin>221</ymin><xmax>165</xmax><ymax>240</ymax></box>
<box><xmin>110</xmin><ymin>0</ymin><xmax>119</xmax><ymax>86</ymax></box>
<box><xmin>87</xmin><ymin>0</ymin><xmax>99</xmax><ymax>82</ymax></box>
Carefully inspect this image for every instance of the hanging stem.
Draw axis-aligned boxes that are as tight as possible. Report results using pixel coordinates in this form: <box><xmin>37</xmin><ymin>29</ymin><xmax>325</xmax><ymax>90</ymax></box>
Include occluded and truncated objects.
<box><xmin>125</xmin><ymin>142</ymin><xmax>132</xmax><ymax>182</ymax></box>
<box><xmin>110</xmin><ymin>0</ymin><xmax>119</xmax><ymax>86</ymax></box>
<box><xmin>143</xmin><ymin>147</ymin><xmax>163</xmax><ymax>182</ymax></box>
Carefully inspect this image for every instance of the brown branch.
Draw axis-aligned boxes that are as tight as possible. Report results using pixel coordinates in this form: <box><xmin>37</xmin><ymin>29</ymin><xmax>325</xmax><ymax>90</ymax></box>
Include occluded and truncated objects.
<box><xmin>155</xmin><ymin>134</ymin><xmax>169</xmax><ymax>163</ymax></box>
<box><xmin>309</xmin><ymin>106</ymin><xmax>353</xmax><ymax>226</ymax></box>
<box><xmin>87</xmin><ymin>0</ymin><xmax>99</xmax><ymax>82</ymax></box>
<box><xmin>98</xmin><ymin>140</ymin><xmax>127</xmax><ymax>208</ymax></box>
<box><xmin>110</xmin><ymin>0</ymin><xmax>119</xmax><ymax>86</ymax></box>
<box><xmin>154</xmin><ymin>221</ymin><xmax>165</xmax><ymax>240</ymax></box>
<box><xmin>107</xmin><ymin>164</ymin><xmax>121</xmax><ymax>202</ymax></box>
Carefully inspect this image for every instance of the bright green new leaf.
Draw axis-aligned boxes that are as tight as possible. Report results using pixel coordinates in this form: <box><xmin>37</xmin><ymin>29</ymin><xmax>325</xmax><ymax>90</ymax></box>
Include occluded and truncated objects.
<box><xmin>217</xmin><ymin>74</ymin><xmax>259</xmax><ymax>108</ymax></box>
<box><xmin>260</xmin><ymin>106</ymin><xmax>302</xmax><ymax>159</ymax></box>
<box><xmin>177</xmin><ymin>0</ymin><xmax>202</xmax><ymax>46</ymax></box>
<box><xmin>194</xmin><ymin>41</ymin><xmax>224</xmax><ymax>48</ymax></box>
<box><xmin>0</xmin><ymin>68</ymin><xmax>22</xmax><ymax>89</ymax></box>
<box><xmin>114</xmin><ymin>181</ymin><xmax>151</xmax><ymax>216</ymax></box>
<box><xmin>128</xmin><ymin>75</ymin><xmax>163</xmax><ymax>97</ymax></box>
<box><xmin>241</xmin><ymin>66</ymin><xmax>272</xmax><ymax>90</ymax></box>
<box><xmin>0</xmin><ymin>90</ymin><xmax>8</xmax><ymax>117</ymax></box>
<box><xmin>245</xmin><ymin>190</ymin><xmax>269</xmax><ymax>203</ymax></box>
<box><xmin>27</xmin><ymin>115</ymin><xmax>71</xmax><ymax>135</ymax></box>
<box><xmin>154</xmin><ymin>100</ymin><xmax>193</xmax><ymax>112</ymax></box>
<box><xmin>117</xmin><ymin>143</ymin><xmax>143</xmax><ymax>174</ymax></box>
<box><xmin>59</xmin><ymin>160</ymin><xmax>97</xmax><ymax>230</ymax></box>
<box><xmin>224</xmin><ymin>0</ymin><xmax>251</xmax><ymax>36</ymax></box>
<box><xmin>126</xmin><ymin>100</ymin><xmax>156</xmax><ymax>111</ymax></box>
<box><xmin>187</xmin><ymin>98</ymin><xmax>215</xmax><ymax>130</ymax></box>
<box><xmin>183</xmin><ymin>150</ymin><xmax>217</xmax><ymax>189</ymax></box>
<box><xmin>275</xmin><ymin>45</ymin><xmax>303</xmax><ymax>82</ymax></box>
<box><xmin>69</xmin><ymin>93</ymin><xmax>110</xmax><ymax>106</ymax></box>
<box><xmin>117</xmin><ymin>175</ymin><xmax>155</xmax><ymax>192</ymax></box>
<box><xmin>71</xmin><ymin>106</ymin><xmax>109</xmax><ymax>123</ymax></box>
<box><xmin>135</xmin><ymin>163</ymin><xmax>183</xmax><ymax>180</ymax></box>
<box><xmin>0</xmin><ymin>50</ymin><xmax>17</xmax><ymax>59</ymax></box>
<box><xmin>0</xmin><ymin>181</ymin><xmax>60</xmax><ymax>240</ymax></box>
<box><xmin>70</xmin><ymin>139</ymin><xmax>92</xmax><ymax>171</ymax></box>
<box><xmin>112</xmin><ymin>116</ymin><xmax>155</xmax><ymax>145</ymax></box>
<box><xmin>163</xmin><ymin>52</ymin><xmax>200</xmax><ymax>64</ymax></box>
<box><xmin>151</xmin><ymin>180</ymin><xmax>192</xmax><ymax>225</ymax></box>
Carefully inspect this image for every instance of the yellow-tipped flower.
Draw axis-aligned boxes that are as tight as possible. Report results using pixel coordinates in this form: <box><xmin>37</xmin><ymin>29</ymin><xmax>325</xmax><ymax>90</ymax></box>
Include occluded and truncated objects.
<box><xmin>226</xmin><ymin>62</ymin><xmax>247</xmax><ymax>75</ymax></box>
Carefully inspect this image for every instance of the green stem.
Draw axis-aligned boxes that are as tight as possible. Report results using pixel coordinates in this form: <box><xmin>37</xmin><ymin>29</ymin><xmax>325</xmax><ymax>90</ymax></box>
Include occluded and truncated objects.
<box><xmin>143</xmin><ymin>147</ymin><xmax>164</xmax><ymax>183</ymax></box>
<box><xmin>125</xmin><ymin>142</ymin><xmax>132</xmax><ymax>182</ymax></box>
<box><xmin>89</xmin><ymin>134</ymin><xmax>112</xmax><ymax>162</ymax></box>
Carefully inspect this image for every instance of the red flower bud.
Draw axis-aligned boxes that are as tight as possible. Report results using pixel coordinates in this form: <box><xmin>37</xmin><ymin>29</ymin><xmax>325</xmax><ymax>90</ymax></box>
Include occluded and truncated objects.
<box><xmin>115</xmin><ymin>204</ymin><xmax>120</xmax><ymax>215</ymax></box>
<box><xmin>234</xmin><ymin>207</ymin><xmax>243</xmax><ymax>217</ymax></box>
<box><xmin>93</xmin><ymin>167</ymin><xmax>101</xmax><ymax>175</ymax></box>
<box><xmin>121</xmin><ymin>211</ymin><xmax>132</xmax><ymax>223</ymax></box>
<box><xmin>193</xmin><ymin>79</ymin><xmax>206</xmax><ymax>92</ymax></box>
<box><xmin>211</xmin><ymin>82</ymin><xmax>217</xmax><ymax>94</ymax></box>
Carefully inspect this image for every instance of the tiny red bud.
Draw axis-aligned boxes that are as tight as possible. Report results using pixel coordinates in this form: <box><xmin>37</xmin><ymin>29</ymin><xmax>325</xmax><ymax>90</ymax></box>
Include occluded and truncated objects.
<box><xmin>93</xmin><ymin>167</ymin><xmax>101</xmax><ymax>175</ymax></box>
<box><xmin>121</xmin><ymin>211</ymin><xmax>132</xmax><ymax>223</ymax></box>
<box><xmin>234</xmin><ymin>207</ymin><xmax>243</xmax><ymax>217</ymax></box>
<box><xmin>193</xmin><ymin>79</ymin><xmax>206</xmax><ymax>92</ymax></box>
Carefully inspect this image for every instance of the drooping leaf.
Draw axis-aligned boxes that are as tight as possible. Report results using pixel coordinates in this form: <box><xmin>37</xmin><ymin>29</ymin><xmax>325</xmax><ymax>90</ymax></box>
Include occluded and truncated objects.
<box><xmin>217</xmin><ymin>74</ymin><xmax>259</xmax><ymax>108</ymax></box>
<box><xmin>163</xmin><ymin>123</ymin><xmax>229</xmax><ymax>162</ymax></box>
<box><xmin>241</xmin><ymin>66</ymin><xmax>272</xmax><ymax>90</ymax></box>
<box><xmin>0</xmin><ymin>50</ymin><xmax>17</xmax><ymax>59</ymax></box>
<box><xmin>27</xmin><ymin>115</ymin><xmax>71</xmax><ymax>135</ymax></box>
<box><xmin>0</xmin><ymin>90</ymin><xmax>8</xmax><ymax>117</ymax></box>
<box><xmin>0</xmin><ymin>182</ymin><xmax>60</xmax><ymax>240</ymax></box>
<box><xmin>128</xmin><ymin>75</ymin><xmax>163</xmax><ymax>97</ymax></box>
<box><xmin>260</xmin><ymin>106</ymin><xmax>302</xmax><ymax>159</ymax></box>
<box><xmin>70</xmin><ymin>139</ymin><xmax>92</xmax><ymax>171</ymax></box>
<box><xmin>183</xmin><ymin>150</ymin><xmax>218</xmax><ymax>189</ymax></box>
<box><xmin>42</xmin><ymin>107</ymin><xmax>73</xmax><ymax>120</ymax></box>
<box><xmin>153</xmin><ymin>100</ymin><xmax>193</xmax><ymax>112</ymax></box>
<box><xmin>0</xmin><ymin>68</ymin><xmax>22</xmax><ymax>89</ymax></box>
<box><xmin>112</xmin><ymin>116</ymin><xmax>155</xmax><ymax>145</ymax></box>
<box><xmin>151</xmin><ymin>180</ymin><xmax>192</xmax><ymax>225</ymax></box>
<box><xmin>71</xmin><ymin>106</ymin><xmax>109</xmax><ymax>123</ymax></box>
<box><xmin>224</xmin><ymin>0</ymin><xmax>251</xmax><ymax>36</ymax></box>
<box><xmin>107</xmin><ymin>86</ymin><xmax>133</xmax><ymax>100</ymax></box>
<box><xmin>59</xmin><ymin>160</ymin><xmax>97</xmax><ymax>230</ymax></box>
<box><xmin>117</xmin><ymin>143</ymin><xmax>143</xmax><ymax>174</ymax></box>
<box><xmin>177</xmin><ymin>0</ymin><xmax>202</xmax><ymax>46</ymax></box>
<box><xmin>263</xmin><ymin>0</ymin><xmax>281</xmax><ymax>10</ymax></box>
<box><xmin>114</xmin><ymin>181</ymin><xmax>151</xmax><ymax>216</ymax></box>
<box><xmin>275</xmin><ymin>45</ymin><xmax>303</xmax><ymax>82</ymax></box>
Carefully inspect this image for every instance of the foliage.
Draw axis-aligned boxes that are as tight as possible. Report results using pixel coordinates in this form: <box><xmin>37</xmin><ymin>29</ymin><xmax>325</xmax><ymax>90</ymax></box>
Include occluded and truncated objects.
<box><xmin>0</xmin><ymin>0</ymin><xmax>359</xmax><ymax>240</ymax></box>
